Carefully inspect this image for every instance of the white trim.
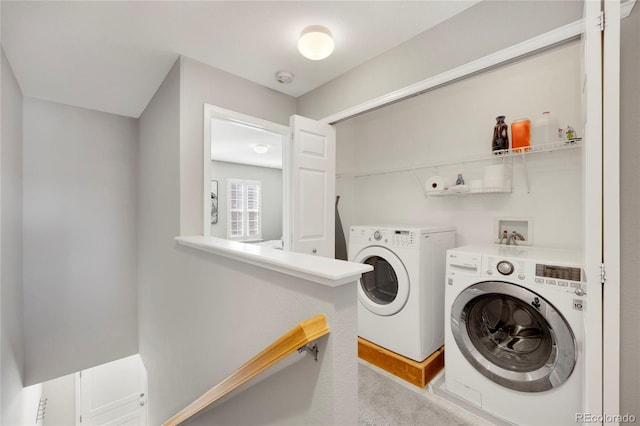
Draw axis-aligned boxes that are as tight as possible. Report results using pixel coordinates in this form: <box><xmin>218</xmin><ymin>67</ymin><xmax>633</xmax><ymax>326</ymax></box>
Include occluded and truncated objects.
<box><xmin>603</xmin><ymin>0</ymin><xmax>621</xmax><ymax>418</ymax></box>
<box><xmin>282</xmin><ymin>126</ymin><xmax>292</xmax><ymax>251</ymax></box>
<box><xmin>319</xmin><ymin>19</ymin><xmax>584</xmax><ymax>124</ymax></box>
<box><xmin>203</xmin><ymin>104</ymin><xmax>288</xmax><ymax>237</ymax></box>
<box><xmin>175</xmin><ymin>236</ymin><xmax>371</xmax><ymax>287</ymax></box>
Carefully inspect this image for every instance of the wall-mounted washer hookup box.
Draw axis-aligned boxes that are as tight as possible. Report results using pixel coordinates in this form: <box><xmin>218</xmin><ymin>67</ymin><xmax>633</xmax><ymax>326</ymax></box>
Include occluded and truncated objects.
<box><xmin>494</xmin><ymin>217</ymin><xmax>533</xmax><ymax>245</ymax></box>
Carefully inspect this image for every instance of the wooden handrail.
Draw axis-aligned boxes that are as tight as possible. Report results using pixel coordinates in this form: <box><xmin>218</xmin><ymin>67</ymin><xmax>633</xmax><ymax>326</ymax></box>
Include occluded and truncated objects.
<box><xmin>163</xmin><ymin>314</ymin><xmax>330</xmax><ymax>426</ymax></box>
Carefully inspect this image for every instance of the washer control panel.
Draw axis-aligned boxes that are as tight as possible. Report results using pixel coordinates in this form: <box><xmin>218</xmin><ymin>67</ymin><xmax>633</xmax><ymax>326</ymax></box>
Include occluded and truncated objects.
<box><xmin>496</xmin><ymin>260</ymin><xmax>514</xmax><ymax>275</ymax></box>
<box><xmin>484</xmin><ymin>255</ymin><xmax>585</xmax><ymax>293</ymax></box>
<box><xmin>486</xmin><ymin>256</ymin><xmax>525</xmax><ymax>278</ymax></box>
<box><xmin>391</xmin><ymin>230</ymin><xmax>417</xmax><ymax>247</ymax></box>
<box><xmin>350</xmin><ymin>227</ymin><xmax>418</xmax><ymax>248</ymax></box>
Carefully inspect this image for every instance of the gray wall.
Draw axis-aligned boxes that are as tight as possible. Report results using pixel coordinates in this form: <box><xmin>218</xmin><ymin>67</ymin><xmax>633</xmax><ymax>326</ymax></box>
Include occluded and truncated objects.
<box><xmin>179</xmin><ymin>57</ymin><xmax>296</xmax><ymax>235</ymax></box>
<box><xmin>1</xmin><ymin>47</ymin><xmax>27</xmax><ymax>425</ymax></box>
<box><xmin>210</xmin><ymin>160</ymin><xmax>283</xmax><ymax>241</ymax></box>
<box><xmin>297</xmin><ymin>0</ymin><xmax>583</xmax><ymax>120</ymax></box>
<box><xmin>620</xmin><ymin>4</ymin><xmax>640</xmax><ymax>418</ymax></box>
<box><xmin>138</xmin><ymin>57</ymin><xmax>357</xmax><ymax>425</ymax></box>
<box><xmin>137</xmin><ymin>58</ymin><xmax>181</xmax><ymax>426</ymax></box>
<box><xmin>22</xmin><ymin>97</ymin><xmax>139</xmax><ymax>385</ymax></box>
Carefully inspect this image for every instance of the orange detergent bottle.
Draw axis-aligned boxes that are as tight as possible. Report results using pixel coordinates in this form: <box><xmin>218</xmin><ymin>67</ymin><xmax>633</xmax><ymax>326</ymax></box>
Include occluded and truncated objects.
<box><xmin>511</xmin><ymin>119</ymin><xmax>531</xmax><ymax>152</ymax></box>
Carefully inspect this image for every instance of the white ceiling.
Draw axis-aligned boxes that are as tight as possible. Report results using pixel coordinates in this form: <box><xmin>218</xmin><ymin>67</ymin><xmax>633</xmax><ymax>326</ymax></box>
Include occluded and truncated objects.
<box><xmin>211</xmin><ymin>118</ymin><xmax>283</xmax><ymax>169</ymax></box>
<box><xmin>1</xmin><ymin>1</ymin><xmax>479</xmax><ymax>118</ymax></box>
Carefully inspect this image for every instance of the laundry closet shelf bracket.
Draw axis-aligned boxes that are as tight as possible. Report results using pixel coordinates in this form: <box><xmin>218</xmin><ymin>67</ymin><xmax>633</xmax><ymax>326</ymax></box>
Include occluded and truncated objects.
<box><xmin>521</xmin><ymin>152</ymin><xmax>531</xmax><ymax>194</ymax></box>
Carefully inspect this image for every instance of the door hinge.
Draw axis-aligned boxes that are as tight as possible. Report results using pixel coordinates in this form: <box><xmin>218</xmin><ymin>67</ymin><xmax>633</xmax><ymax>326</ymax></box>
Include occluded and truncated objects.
<box><xmin>79</xmin><ymin>415</ymin><xmax>82</xmax><ymax>423</ymax></box>
<box><xmin>600</xmin><ymin>263</ymin><xmax>606</xmax><ymax>284</ymax></box>
<box><xmin>598</xmin><ymin>11</ymin><xmax>606</xmax><ymax>31</ymax></box>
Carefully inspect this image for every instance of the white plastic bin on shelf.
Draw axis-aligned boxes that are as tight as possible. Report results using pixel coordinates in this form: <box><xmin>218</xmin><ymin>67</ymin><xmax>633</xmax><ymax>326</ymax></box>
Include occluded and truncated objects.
<box><xmin>483</xmin><ymin>164</ymin><xmax>512</xmax><ymax>192</ymax></box>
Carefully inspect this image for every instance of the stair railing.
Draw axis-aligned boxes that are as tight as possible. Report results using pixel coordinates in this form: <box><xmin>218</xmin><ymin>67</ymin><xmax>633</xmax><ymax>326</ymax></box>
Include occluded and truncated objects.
<box><xmin>163</xmin><ymin>314</ymin><xmax>330</xmax><ymax>426</ymax></box>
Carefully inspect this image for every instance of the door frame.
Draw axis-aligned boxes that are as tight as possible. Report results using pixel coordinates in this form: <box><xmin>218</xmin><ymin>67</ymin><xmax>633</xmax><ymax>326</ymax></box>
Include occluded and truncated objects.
<box><xmin>202</xmin><ymin>104</ymin><xmax>289</xmax><ymax>239</ymax></box>
<box><xmin>602</xmin><ymin>0</ymin><xmax>622</xmax><ymax>418</ymax></box>
<box><xmin>581</xmin><ymin>0</ymin><xmax>605</xmax><ymax>417</ymax></box>
<box><xmin>318</xmin><ymin>2</ymin><xmax>626</xmax><ymax>418</ymax></box>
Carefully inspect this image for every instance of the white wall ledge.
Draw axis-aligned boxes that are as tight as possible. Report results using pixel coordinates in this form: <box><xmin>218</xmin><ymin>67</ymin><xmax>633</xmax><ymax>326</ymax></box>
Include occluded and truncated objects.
<box><xmin>175</xmin><ymin>236</ymin><xmax>372</xmax><ymax>287</ymax></box>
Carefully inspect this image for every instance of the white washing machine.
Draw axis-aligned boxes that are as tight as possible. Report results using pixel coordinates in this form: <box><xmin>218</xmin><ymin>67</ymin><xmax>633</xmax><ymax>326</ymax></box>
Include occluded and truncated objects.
<box><xmin>349</xmin><ymin>225</ymin><xmax>456</xmax><ymax>362</ymax></box>
<box><xmin>444</xmin><ymin>244</ymin><xmax>585</xmax><ymax>426</ymax></box>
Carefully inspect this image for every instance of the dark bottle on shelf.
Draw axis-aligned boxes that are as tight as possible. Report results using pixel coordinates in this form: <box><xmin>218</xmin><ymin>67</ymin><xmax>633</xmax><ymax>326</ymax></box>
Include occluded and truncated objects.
<box><xmin>492</xmin><ymin>115</ymin><xmax>509</xmax><ymax>154</ymax></box>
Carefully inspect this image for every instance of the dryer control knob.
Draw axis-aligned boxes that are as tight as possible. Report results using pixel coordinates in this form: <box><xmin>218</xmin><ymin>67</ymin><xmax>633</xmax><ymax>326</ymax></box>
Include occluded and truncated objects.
<box><xmin>497</xmin><ymin>261</ymin><xmax>514</xmax><ymax>275</ymax></box>
<box><xmin>373</xmin><ymin>230</ymin><xmax>382</xmax><ymax>241</ymax></box>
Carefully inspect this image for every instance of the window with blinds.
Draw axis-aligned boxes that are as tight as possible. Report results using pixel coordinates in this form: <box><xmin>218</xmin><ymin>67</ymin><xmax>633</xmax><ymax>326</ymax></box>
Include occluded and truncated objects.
<box><xmin>227</xmin><ymin>179</ymin><xmax>261</xmax><ymax>240</ymax></box>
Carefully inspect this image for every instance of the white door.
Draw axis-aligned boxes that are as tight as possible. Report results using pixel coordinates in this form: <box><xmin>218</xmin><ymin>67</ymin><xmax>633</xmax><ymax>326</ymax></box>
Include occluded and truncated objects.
<box><xmin>76</xmin><ymin>355</ymin><xmax>147</xmax><ymax>426</ymax></box>
<box><xmin>286</xmin><ymin>115</ymin><xmax>336</xmax><ymax>258</ymax></box>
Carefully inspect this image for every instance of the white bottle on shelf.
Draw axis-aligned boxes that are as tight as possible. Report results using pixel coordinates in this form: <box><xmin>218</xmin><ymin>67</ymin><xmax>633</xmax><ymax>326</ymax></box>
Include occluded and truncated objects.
<box><xmin>532</xmin><ymin>111</ymin><xmax>562</xmax><ymax>145</ymax></box>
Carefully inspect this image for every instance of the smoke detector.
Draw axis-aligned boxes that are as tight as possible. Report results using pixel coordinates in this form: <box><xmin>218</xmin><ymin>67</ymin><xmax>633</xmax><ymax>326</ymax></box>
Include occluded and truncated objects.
<box><xmin>275</xmin><ymin>71</ymin><xmax>294</xmax><ymax>84</ymax></box>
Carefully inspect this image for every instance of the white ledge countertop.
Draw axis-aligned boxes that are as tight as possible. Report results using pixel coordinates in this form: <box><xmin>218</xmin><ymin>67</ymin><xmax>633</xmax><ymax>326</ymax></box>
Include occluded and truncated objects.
<box><xmin>175</xmin><ymin>236</ymin><xmax>372</xmax><ymax>287</ymax></box>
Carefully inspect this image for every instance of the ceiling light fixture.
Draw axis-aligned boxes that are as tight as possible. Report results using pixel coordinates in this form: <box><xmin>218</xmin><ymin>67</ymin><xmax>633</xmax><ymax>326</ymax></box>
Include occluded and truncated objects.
<box><xmin>253</xmin><ymin>144</ymin><xmax>270</xmax><ymax>154</ymax></box>
<box><xmin>297</xmin><ymin>25</ymin><xmax>334</xmax><ymax>60</ymax></box>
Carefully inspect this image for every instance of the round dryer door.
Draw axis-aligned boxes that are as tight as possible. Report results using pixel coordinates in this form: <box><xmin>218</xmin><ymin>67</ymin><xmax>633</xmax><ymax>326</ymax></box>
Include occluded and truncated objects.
<box><xmin>355</xmin><ymin>247</ymin><xmax>410</xmax><ymax>316</ymax></box>
<box><xmin>451</xmin><ymin>281</ymin><xmax>576</xmax><ymax>392</ymax></box>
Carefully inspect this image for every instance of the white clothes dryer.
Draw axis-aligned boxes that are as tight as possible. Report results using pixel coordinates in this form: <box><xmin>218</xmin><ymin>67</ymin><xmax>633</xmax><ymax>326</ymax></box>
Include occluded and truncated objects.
<box><xmin>445</xmin><ymin>244</ymin><xmax>585</xmax><ymax>426</ymax></box>
<box><xmin>349</xmin><ymin>225</ymin><xmax>456</xmax><ymax>362</ymax></box>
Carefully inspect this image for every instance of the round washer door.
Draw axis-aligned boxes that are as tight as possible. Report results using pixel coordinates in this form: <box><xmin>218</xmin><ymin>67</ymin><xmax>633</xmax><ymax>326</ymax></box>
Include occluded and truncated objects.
<box><xmin>451</xmin><ymin>281</ymin><xmax>576</xmax><ymax>392</ymax></box>
<box><xmin>355</xmin><ymin>246</ymin><xmax>410</xmax><ymax>316</ymax></box>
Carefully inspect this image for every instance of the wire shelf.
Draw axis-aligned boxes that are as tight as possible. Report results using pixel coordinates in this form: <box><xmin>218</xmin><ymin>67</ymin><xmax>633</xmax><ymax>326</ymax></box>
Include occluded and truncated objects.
<box><xmin>425</xmin><ymin>186</ymin><xmax>512</xmax><ymax>197</ymax></box>
<box><xmin>352</xmin><ymin>139</ymin><xmax>582</xmax><ymax>178</ymax></box>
